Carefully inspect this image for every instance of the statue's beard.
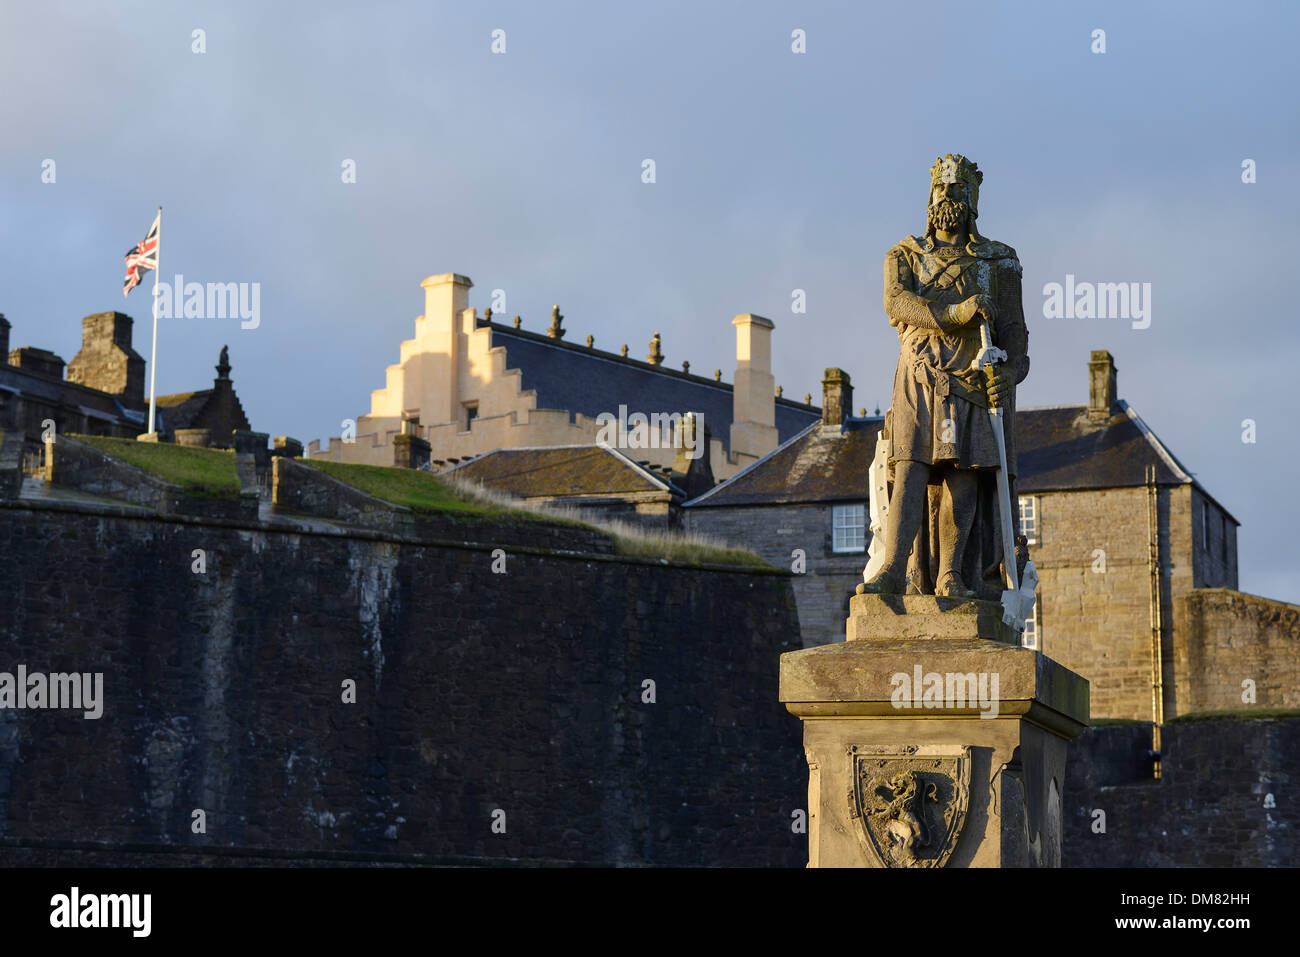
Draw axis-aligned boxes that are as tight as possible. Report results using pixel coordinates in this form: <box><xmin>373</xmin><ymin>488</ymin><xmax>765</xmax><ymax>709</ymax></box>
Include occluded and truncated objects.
<box><xmin>929</xmin><ymin>198</ymin><xmax>969</xmax><ymax>233</ymax></box>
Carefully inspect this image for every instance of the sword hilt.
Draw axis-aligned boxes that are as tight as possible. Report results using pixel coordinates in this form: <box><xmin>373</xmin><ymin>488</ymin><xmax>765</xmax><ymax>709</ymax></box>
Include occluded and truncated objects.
<box><xmin>970</xmin><ymin>319</ymin><xmax>1007</xmax><ymax>409</ymax></box>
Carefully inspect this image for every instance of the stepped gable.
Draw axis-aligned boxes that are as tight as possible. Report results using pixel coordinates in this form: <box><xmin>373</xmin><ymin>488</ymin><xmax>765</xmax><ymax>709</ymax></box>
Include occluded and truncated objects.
<box><xmin>153</xmin><ymin>345</ymin><xmax>251</xmax><ymax>446</ymax></box>
<box><xmin>487</xmin><ymin>321</ymin><xmax>819</xmax><ymax>455</ymax></box>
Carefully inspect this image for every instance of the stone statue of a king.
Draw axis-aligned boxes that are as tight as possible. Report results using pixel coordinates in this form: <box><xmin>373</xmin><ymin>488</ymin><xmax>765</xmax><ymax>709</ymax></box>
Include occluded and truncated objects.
<box><xmin>862</xmin><ymin>154</ymin><xmax>1029</xmax><ymax>603</ymax></box>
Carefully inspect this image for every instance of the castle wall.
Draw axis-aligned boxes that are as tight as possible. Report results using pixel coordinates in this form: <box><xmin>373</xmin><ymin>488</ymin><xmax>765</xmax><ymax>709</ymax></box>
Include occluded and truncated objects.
<box><xmin>1064</xmin><ymin>717</ymin><xmax>1299</xmax><ymax>866</ymax></box>
<box><xmin>1172</xmin><ymin>589</ymin><xmax>1300</xmax><ymax>715</ymax></box>
<box><xmin>0</xmin><ymin>497</ymin><xmax>805</xmax><ymax>867</ymax></box>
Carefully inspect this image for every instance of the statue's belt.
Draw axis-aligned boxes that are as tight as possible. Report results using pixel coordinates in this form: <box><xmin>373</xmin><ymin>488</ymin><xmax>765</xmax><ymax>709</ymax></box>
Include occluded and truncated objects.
<box><xmin>910</xmin><ymin>360</ymin><xmax>988</xmax><ymax>409</ymax></box>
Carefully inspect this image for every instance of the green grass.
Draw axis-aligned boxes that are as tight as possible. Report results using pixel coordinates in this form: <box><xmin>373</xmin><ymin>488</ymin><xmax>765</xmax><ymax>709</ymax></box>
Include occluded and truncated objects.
<box><xmin>72</xmin><ymin>434</ymin><xmax>240</xmax><ymax>498</ymax></box>
<box><xmin>607</xmin><ymin>529</ymin><xmax>770</xmax><ymax>568</ymax></box>
<box><xmin>303</xmin><ymin>460</ymin><xmax>540</xmax><ymax>520</ymax></box>
<box><xmin>304</xmin><ymin>459</ymin><xmax>770</xmax><ymax>568</ymax></box>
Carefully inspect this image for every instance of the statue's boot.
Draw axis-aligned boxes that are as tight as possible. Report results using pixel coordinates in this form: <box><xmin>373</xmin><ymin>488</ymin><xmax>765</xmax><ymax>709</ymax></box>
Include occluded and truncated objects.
<box><xmin>936</xmin><ymin>571</ymin><xmax>977</xmax><ymax>599</ymax></box>
<box><xmin>861</xmin><ymin>566</ymin><xmax>907</xmax><ymax>595</ymax></box>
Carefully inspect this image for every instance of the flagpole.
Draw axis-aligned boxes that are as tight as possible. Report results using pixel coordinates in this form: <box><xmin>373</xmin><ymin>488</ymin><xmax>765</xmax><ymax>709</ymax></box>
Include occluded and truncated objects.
<box><xmin>147</xmin><ymin>205</ymin><xmax>161</xmax><ymax>435</ymax></box>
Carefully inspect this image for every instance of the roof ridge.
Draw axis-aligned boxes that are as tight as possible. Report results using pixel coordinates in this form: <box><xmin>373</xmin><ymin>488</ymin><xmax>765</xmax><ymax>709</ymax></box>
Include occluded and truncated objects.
<box><xmin>444</xmin><ymin>442</ymin><xmax>684</xmax><ymax>497</ymax></box>
<box><xmin>600</xmin><ymin>443</ymin><xmax>684</xmax><ymax>495</ymax></box>
<box><xmin>1119</xmin><ymin>400</ymin><xmax>1194</xmax><ymax>483</ymax></box>
<box><xmin>683</xmin><ymin>420</ymin><xmax>821</xmax><ymax>507</ymax></box>
<box><xmin>490</xmin><ymin>321</ymin><xmax>821</xmax><ymax>411</ymax></box>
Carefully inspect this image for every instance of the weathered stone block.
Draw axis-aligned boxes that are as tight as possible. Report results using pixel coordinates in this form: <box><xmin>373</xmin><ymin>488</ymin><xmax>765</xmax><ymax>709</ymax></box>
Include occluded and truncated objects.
<box><xmin>174</xmin><ymin>428</ymin><xmax>213</xmax><ymax>448</ymax></box>
<box><xmin>273</xmin><ymin>436</ymin><xmax>304</xmax><ymax>458</ymax></box>
<box><xmin>846</xmin><ymin>592</ymin><xmax>1017</xmax><ymax>643</ymax></box>
<box><xmin>393</xmin><ymin>432</ymin><xmax>431</xmax><ymax>470</ymax></box>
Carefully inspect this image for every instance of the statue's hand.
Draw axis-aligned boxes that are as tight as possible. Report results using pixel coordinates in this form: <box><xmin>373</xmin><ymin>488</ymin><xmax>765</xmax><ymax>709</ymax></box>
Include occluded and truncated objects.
<box><xmin>951</xmin><ymin>294</ymin><xmax>998</xmax><ymax>328</ymax></box>
<box><xmin>985</xmin><ymin>365</ymin><xmax>1015</xmax><ymax>406</ymax></box>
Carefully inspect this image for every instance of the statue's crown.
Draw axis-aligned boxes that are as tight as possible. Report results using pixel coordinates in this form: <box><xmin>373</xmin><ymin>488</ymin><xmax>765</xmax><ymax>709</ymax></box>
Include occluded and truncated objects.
<box><xmin>930</xmin><ymin>153</ymin><xmax>982</xmax><ymax>191</ymax></box>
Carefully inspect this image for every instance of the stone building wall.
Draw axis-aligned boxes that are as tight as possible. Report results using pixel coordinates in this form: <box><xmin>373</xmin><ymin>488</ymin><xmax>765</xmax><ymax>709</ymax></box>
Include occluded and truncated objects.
<box><xmin>1029</xmin><ymin>486</ymin><xmax>1167</xmax><ymax>721</ymax></box>
<box><xmin>1190</xmin><ymin>487</ymin><xmax>1239</xmax><ymax>589</ymax></box>
<box><xmin>1029</xmin><ymin>483</ymin><xmax>1253</xmax><ymax>721</ymax></box>
<box><xmin>686</xmin><ymin>502</ymin><xmax>865</xmax><ymax>648</ymax></box>
<box><xmin>0</xmin><ymin>498</ymin><xmax>805</xmax><ymax>867</ymax></box>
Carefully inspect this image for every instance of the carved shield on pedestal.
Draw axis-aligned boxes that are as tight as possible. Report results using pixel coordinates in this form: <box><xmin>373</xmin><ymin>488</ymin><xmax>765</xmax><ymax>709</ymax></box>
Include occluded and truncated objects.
<box><xmin>847</xmin><ymin>745</ymin><xmax>971</xmax><ymax>868</ymax></box>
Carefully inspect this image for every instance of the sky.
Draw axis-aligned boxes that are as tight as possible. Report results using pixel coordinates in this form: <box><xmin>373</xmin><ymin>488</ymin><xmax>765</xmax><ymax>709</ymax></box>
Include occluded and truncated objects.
<box><xmin>2</xmin><ymin>0</ymin><xmax>1298</xmax><ymax>601</ymax></box>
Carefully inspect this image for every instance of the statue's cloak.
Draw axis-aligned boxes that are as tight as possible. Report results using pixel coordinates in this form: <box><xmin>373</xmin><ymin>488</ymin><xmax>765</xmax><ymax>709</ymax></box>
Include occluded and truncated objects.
<box><xmin>880</xmin><ymin>233</ymin><xmax>1029</xmax><ymax>599</ymax></box>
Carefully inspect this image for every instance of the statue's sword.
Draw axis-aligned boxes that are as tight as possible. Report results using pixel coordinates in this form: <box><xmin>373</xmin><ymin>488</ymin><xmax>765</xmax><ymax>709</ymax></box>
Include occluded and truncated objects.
<box><xmin>970</xmin><ymin>319</ymin><xmax>1020</xmax><ymax>607</ymax></box>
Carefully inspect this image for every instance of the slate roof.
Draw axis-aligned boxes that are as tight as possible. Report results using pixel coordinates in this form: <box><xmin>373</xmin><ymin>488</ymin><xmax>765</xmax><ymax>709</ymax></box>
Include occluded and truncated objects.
<box><xmin>685</xmin><ymin>401</ymin><xmax>1236</xmax><ymax>523</ymax></box>
<box><xmin>487</xmin><ymin>323</ymin><xmax>820</xmax><ymax>455</ymax></box>
<box><xmin>1014</xmin><ymin>402</ymin><xmax>1194</xmax><ymax>493</ymax></box>
<box><xmin>0</xmin><ymin>362</ymin><xmax>141</xmax><ymax>427</ymax></box>
<box><xmin>445</xmin><ymin>444</ymin><xmax>685</xmax><ymax>498</ymax></box>
<box><xmin>153</xmin><ymin>389</ymin><xmax>214</xmax><ymax>430</ymax></box>
<box><xmin>683</xmin><ymin>418</ymin><xmax>880</xmax><ymax>508</ymax></box>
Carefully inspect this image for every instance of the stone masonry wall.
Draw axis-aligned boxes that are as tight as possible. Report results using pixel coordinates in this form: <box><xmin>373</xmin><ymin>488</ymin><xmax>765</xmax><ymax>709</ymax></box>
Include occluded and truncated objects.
<box><xmin>1172</xmin><ymin>589</ymin><xmax>1300</xmax><ymax>715</ymax></box>
<box><xmin>1064</xmin><ymin>717</ymin><xmax>1299</xmax><ymax>866</ymax></box>
<box><xmin>1030</xmin><ymin>485</ymin><xmax>1185</xmax><ymax>721</ymax></box>
<box><xmin>1032</xmin><ymin>484</ymin><xmax>1271</xmax><ymax>721</ymax></box>
<box><xmin>0</xmin><ymin>499</ymin><xmax>806</xmax><ymax>866</ymax></box>
<box><xmin>686</xmin><ymin>502</ymin><xmax>866</xmax><ymax>647</ymax></box>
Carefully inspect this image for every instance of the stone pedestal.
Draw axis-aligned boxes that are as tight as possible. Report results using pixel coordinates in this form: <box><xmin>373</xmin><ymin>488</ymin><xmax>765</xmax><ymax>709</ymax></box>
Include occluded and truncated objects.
<box><xmin>779</xmin><ymin>593</ymin><xmax>1089</xmax><ymax>868</ymax></box>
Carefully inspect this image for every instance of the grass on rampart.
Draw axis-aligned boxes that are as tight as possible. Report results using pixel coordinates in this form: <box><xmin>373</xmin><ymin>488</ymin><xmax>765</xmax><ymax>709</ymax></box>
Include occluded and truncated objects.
<box><xmin>304</xmin><ymin>459</ymin><xmax>768</xmax><ymax>569</ymax></box>
<box><xmin>303</xmin><ymin>460</ymin><xmax>534</xmax><ymax>520</ymax></box>
<box><xmin>71</xmin><ymin>435</ymin><xmax>241</xmax><ymax>498</ymax></box>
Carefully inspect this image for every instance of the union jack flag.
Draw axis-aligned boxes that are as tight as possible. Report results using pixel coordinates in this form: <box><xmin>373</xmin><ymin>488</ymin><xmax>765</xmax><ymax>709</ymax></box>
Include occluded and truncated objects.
<box><xmin>122</xmin><ymin>211</ymin><xmax>160</xmax><ymax>297</ymax></box>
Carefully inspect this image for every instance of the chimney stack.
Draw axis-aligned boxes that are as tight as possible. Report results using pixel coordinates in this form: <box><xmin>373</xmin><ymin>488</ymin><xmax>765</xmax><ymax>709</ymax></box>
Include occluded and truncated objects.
<box><xmin>821</xmin><ymin>368</ymin><xmax>853</xmax><ymax>429</ymax></box>
<box><xmin>67</xmin><ymin>312</ymin><xmax>145</xmax><ymax>405</ymax></box>
<box><xmin>410</xmin><ymin>272</ymin><xmax>473</xmax><ymax>426</ymax></box>
<box><xmin>1088</xmin><ymin>350</ymin><xmax>1117</xmax><ymax>421</ymax></box>
<box><xmin>672</xmin><ymin>412</ymin><xmax>716</xmax><ymax>499</ymax></box>
<box><xmin>729</xmin><ymin>314</ymin><xmax>778</xmax><ymax>464</ymax></box>
<box><xmin>0</xmin><ymin>313</ymin><xmax>9</xmax><ymax>362</ymax></box>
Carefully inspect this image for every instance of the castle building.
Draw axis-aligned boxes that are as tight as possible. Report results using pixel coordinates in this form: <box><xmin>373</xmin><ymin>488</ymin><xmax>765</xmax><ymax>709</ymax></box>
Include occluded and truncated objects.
<box><xmin>309</xmin><ymin>273</ymin><xmax>821</xmax><ymax>479</ymax></box>
<box><xmin>683</xmin><ymin>351</ymin><xmax>1298</xmax><ymax>723</ymax></box>
<box><xmin>0</xmin><ymin>310</ymin><xmax>253</xmax><ymax>456</ymax></box>
<box><xmin>304</xmin><ymin>274</ymin><xmax>1297</xmax><ymax>725</ymax></box>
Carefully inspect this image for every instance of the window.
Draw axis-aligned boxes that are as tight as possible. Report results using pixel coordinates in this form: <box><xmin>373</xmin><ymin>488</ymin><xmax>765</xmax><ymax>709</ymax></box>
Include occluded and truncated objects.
<box><xmin>1201</xmin><ymin>500</ymin><xmax>1210</xmax><ymax>550</ymax></box>
<box><xmin>832</xmin><ymin>504</ymin><xmax>866</xmax><ymax>553</ymax></box>
<box><xmin>1018</xmin><ymin>496</ymin><xmax>1038</xmax><ymax>544</ymax></box>
<box><xmin>1021</xmin><ymin>590</ymin><xmax>1041</xmax><ymax>650</ymax></box>
<box><xmin>463</xmin><ymin>402</ymin><xmax>479</xmax><ymax>431</ymax></box>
